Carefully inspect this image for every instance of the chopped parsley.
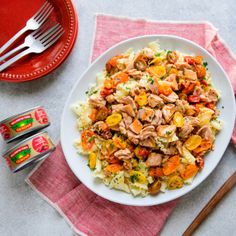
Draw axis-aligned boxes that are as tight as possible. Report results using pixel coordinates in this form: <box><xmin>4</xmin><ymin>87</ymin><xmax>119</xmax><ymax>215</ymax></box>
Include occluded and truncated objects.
<box><xmin>148</xmin><ymin>77</ymin><xmax>154</xmax><ymax>84</ymax></box>
<box><xmin>88</xmin><ymin>136</ymin><xmax>95</xmax><ymax>143</ymax></box>
<box><xmin>203</xmin><ymin>62</ymin><xmax>208</xmax><ymax>67</ymax></box>
<box><xmin>85</xmin><ymin>88</ymin><xmax>98</xmax><ymax>96</ymax></box>
<box><xmin>166</xmin><ymin>50</ymin><xmax>172</xmax><ymax>55</ymax></box>
<box><xmin>166</xmin><ymin>131</ymin><xmax>172</xmax><ymax>135</ymax></box>
<box><xmin>155</xmin><ymin>53</ymin><xmax>161</xmax><ymax>57</ymax></box>
<box><xmin>130</xmin><ymin>174</ymin><xmax>139</xmax><ymax>183</ymax></box>
<box><xmin>109</xmin><ymin>143</ymin><xmax>114</xmax><ymax>149</ymax></box>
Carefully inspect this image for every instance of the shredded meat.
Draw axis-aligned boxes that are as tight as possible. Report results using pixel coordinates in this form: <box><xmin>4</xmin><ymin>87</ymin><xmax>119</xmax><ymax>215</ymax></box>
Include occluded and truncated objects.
<box><xmin>160</xmin><ymin>92</ymin><xmax>178</xmax><ymax>103</ymax></box>
<box><xmin>89</xmin><ymin>96</ymin><xmax>106</xmax><ymax>108</ymax></box>
<box><xmin>127</xmin><ymin>69</ymin><xmax>144</xmax><ymax>80</ymax></box>
<box><xmin>162</xmin><ymin>104</ymin><xmax>176</xmax><ymax>123</ymax></box>
<box><xmin>151</xmin><ymin>110</ymin><xmax>163</xmax><ymax>126</ymax></box>
<box><xmin>138</xmin><ymin>107</ymin><xmax>155</xmax><ymax>122</ymax></box>
<box><xmin>148</xmin><ymin>94</ymin><xmax>164</xmax><ymax>108</ymax></box>
<box><xmin>114</xmin><ymin>148</ymin><xmax>133</xmax><ymax>160</ymax></box>
<box><xmin>140</xmin><ymin>125</ymin><xmax>157</xmax><ymax>140</ymax></box>
<box><xmin>197</xmin><ymin>125</ymin><xmax>213</xmax><ymax>140</ymax></box>
<box><xmin>146</xmin><ymin>153</ymin><xmax>163</xmax><ymax>166</ymax></box>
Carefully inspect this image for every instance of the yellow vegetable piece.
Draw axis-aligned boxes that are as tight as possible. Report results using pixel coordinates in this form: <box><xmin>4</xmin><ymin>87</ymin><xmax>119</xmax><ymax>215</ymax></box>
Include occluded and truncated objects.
<box><xmin>149</xmin><ymin>65</ymin><xmax>166</xmax><ymax>77</ymax></box>
<box><xmin>169</xmin><ymin>68</ymin><xmax>178</xmax><ymax>75</ymax></box>
<box><xmin>167</xmin><ymin>175</ymin><xmax>184</xmax><ymax>190</ymax></box>
<box><xmin>198</xmin><ymin>110</ymin><xmax>213</xmax><ymax>126</ymax></box>
<box><xmin>149</xmin><ymin>57</ymin><xmax>162</xmax><ymax>65</ymax></box>
<box><xmin>106</xmin><ymin>113</ymin><xmax>122</xmax><ymax>127</ymax></box>
<box><xmin>184</xmin><ymin>135</ymin><xmax>202</xmax><ymax>151</ymax></box>
<box><xmin>135</xmin><ymin>91</ymin><xmax>147</xmax><ymax>106</ymax></box>
<box><xmin>113</xmin><ymin>137</ymin><xmax>127</xmax><ymax>149</ymax></box>
<box><xmin>173</xmin><ymin>112</ymin><xmax>184</xmax><ymax>128</ymax></box>
<box><xmin>130</xmin><ymin>170</ymin><xmax>147</xmax><ymax>183</ymax></box>
<box><xmin>88</xmin><ymin>152</ymin><xmax>97</xmax><ymax>169</ymax></box>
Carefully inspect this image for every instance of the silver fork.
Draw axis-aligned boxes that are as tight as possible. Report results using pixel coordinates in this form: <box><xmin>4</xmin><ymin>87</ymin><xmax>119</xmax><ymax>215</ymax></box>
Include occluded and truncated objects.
<box><xmin>0</xmin><ymin>1</ymin><xmax>53</xmax><ymax>55</ymax></box>
<box><xmin>0</xmin><ymin>21</ymin><xmax>52</xmax><ymax>62</ymax></box>
<box><xmin>0</xmin><ymin>24</ymin><xmax>64</xmax><ymax>72</ymax></box>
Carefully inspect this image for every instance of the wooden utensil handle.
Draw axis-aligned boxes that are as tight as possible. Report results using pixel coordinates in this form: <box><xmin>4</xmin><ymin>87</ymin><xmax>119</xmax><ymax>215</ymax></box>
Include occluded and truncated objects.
<box><xmin>183</xmin><ymin>171</ymin><xmax>236</xmax><ymax>236</ymax></box>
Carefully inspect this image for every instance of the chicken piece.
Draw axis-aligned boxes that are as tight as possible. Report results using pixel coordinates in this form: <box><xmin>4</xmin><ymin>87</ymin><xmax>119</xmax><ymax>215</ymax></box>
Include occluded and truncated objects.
<box><xmin>156</xmin><ymin>125</ymin><xmax>176</xmax><ymax>138</ymax></box>
<box><xmin>146</xmin><ymin>153</ymin><xmax>163</xmax><ymax>167</ymax></box>
<box><xmin>151</xmin><ymin>110</ymin><xmax>163</xmax><ymax>126</ymax></box>
<box><xmin>119</xmin><ymin>121</ymin><xmax>127</xmax><ymax>135</ymax></box>
<box><xmin>148</xmin><ymin>94</ymin><xmax>164</xmax><ymax>108</ymax></box>
<box><xmin>139</xmin><ymin>137</ymin><xmax>156</xmax><ymax>148</ymax></box>
<box><xmin>93</xmin><ymin>121</ymin><xmax>112</xmax><ymax>139</ymax></box>
<box><xmin>129</xmin><ymin>119</ymin><xmax>143</xmax><ymax>134</ymax></box>
<box><xmin>165</xmin><ymin>74</ymin><xmax>178</xmax><ymax>90</ymax></box>
<box><xmin>119</xmin><ymin>96</ymin><xmax>136</xmax><ymax>109</ymax></box>
<box><xmin>184</xmin><ymin>68</ymin><xmax>198</xmax><ymax>81</ymax></box>
<box><xmin>89</xmin><ymin>95</ymin><xmax>106</xmax><ymax>108</ymax></box>
<box><xmin>114</xmin><ymin>148</ymin><xmax>134</xmax><ymax>160</ymax></box>
<box><xmin>121</xmin><ymin>104</ymin><xmax>136</xmax><ymax>117</ymax></box>
<box><xmin>106</xmin><ymin>94</ymin><xmax>116</xmax><ymax>103</ymax></box>
<box><xmin>162</xmin><ymin>104</ymin><xmax>176</xmax><ymax>123</ymax></box>
<box><xmin>167</xmin><ymin>51</ymin><xmax>178</xmax><ymax>64</ymax></box>
<box><xmin>134</xmin><ymin>55</ymin><xmax>148</xmax><ymax>71</ymax></box>
<box><xmin>175</xmin><ymin>99</ymin><xmax>188</xmax><ymax>114</ymax></box>
<box><xmin>123</xmin><ymin>160</ymin><xmax>133</xmax><ymax>170</ymax></box>
<box><xmin>138</xmin><ymin>107</ymin><xmax>155</xmax><ymax>122</ymax></box>
<box><xmin>122</xmin><ymin>113</ymin><xmax>133</xmax><ymax>128</ymax></box>
<box><xmin>179</xmin><ymin>116</ymin><xmax>199</xmax><ymax>139</ymax></box>
<box><xmin>140</xmin><ymin>125</ymin><xmax>157</xmax><ymax>140</ymax></box>
<box><xmin>149</xmin><ymin>80</ymin><xmax>159</xmax><ymax>94</ymax></box>
<box><xmin>159</xmin><ymin>92</ymin><xmax>179</xmax><ymax>103</ymax></box>
<box><xmin>200</xmin><ymin>88</ymin><xmax>219</xmax><ymax>103</ymax></box>
<box><xmin>175</xmin><ymin>140</ymin><xmax>184</xmax><ymax>155</ymax></box>
<box><xmin>127</xmin><ymin>130</ymin><xmax>140</xmax><ymax>145</ymax></box>
<box><xmin>160</xmin><ymin>146</ymin><xmax>178</xmax><ymax>155</ymax></box>
<box><xmin>175</xmin><ymin>62</ymin><xmax>192</xmax><ymax>70</ymax></box>
<box><xmin>127</xmin><ymin>69</ymin><xmax>144</xmax><ymax>80</ymax></box>
<box><xmin>197</xmin><ymin>125</ymin><xmax>213</xmax><ymax>140</ymax></box>
<box><xmin>112</xmin><ymin>104</ymin><xmax>124</xmax><ymax>113</ymax></box>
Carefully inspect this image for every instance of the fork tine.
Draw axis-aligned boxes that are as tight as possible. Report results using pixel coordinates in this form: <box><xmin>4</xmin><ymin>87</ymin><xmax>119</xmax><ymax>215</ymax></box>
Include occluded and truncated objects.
<box><xmin>35</xmin><ymin>2</ymin><xmax>52</xmax><ymax>22</ymax></box>
<box><xmin>39</xmin><ymin>7</ymin><xmax>54</xmax><ymax>24</ymax></box>
<box><xmin>43</xmin><ymin>28</ymin><xmax>63</xmax><ymax>45</ymax></box>
<box><xmin>37</xmin><ymin>4</ymin><xmax>53</xmax><ymax>23</ymax></box>
<box><xmin>44</xmin><ymin>30</ymin><xmax>64</xmax><ymax>49</ymax></box>
<box><xmin>31</xmin><ymin>20</ymin><xmax>50</xmax><ymax>37</ymax></box>
<box><xmin>37</xmin><ymin>24</ymin><xmax>59</xmax><ymax>41</ymax></box>
<box><xmin>40</xmin><ymin>25</ymin><xmax>61</xmax><ymax>43</ymax></box>
<box><xmin>33</xmin><ymin>1</ymin><xmax>49</xmax><ymax>20</ymax></box>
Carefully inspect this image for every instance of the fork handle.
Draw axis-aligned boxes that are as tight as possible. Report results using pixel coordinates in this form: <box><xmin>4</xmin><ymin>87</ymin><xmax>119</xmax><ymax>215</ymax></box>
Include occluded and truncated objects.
<box><xmin>0</xmin><ymin>43</ymin><xmax>27</xmax><ymax>62</ymax></box>
<box><xmin>0</xmin><ymin>48</ymin><xmax>32</xmax><ymax>72</ymax></box>
<box><xmin>0</xmin><ymin>26</ymin><xmax>28</xmax><ymax>55</ymax></box>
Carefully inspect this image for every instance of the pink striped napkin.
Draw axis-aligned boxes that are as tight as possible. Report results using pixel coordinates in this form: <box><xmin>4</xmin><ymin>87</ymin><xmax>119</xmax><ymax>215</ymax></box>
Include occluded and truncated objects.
<box><xmin>26</xmin><ymin>15</ymin><xmax>236</xmax><ymax>236</ymax></box>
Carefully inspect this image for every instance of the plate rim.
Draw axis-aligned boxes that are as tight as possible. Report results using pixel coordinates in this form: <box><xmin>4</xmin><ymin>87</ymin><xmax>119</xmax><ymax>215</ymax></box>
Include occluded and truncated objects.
<box><xmin>61</xmin><ymin>34</ymin><xmax>236</xmax><ymax>206</ymax></box>
<box><xmin>0</xmin><ymin>0</ymin><xmax>78</xmax><ymax>83</ymax></box>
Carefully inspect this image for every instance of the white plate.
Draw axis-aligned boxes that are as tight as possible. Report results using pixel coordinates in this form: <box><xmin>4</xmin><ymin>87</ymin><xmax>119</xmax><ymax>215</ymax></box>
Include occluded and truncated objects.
<box><xmin>61</xmin><ymin>35</ymin><xmax>235</xmax><ymax>206</ymax></box>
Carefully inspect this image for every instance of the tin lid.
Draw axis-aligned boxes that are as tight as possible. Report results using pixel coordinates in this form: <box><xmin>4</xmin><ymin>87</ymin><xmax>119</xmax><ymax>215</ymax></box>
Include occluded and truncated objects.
<box><xmin>0</xmin><ymin>106</ymin><xmax>42</xmax><ymax>125</ymax></box>
<box><xmin>2</xmin><ymin>130</ymin><xmax>49</xmax><ymax>157</ymax></box>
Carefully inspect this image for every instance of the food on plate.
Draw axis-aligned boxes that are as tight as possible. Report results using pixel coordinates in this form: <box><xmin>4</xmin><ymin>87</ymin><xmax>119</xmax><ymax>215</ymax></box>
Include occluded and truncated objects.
<box><xmin>72</xmin><ymin>41</ymin><xmax>222</xmax><ymax>197</ymax></box>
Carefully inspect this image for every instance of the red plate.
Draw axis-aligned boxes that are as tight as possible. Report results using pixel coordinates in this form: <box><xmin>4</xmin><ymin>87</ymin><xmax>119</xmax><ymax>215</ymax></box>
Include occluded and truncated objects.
<box><xmin>0</xmin><ymin>0</ymin><xmax>78</xmax><ymax>82</ymax></box>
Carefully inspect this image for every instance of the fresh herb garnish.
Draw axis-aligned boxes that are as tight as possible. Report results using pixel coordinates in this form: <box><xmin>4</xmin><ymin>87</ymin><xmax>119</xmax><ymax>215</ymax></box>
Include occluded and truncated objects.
<box><xmin>88</xmin><ymin>136</ymin><xmax>95</xmax><ymax>143</ymax></box>
<box><xmin>148</xmin><ymin>77</ymin><xmax>154</xmax><ymax>84</ymax></box>
<box><xmin>155</xmin><ymin>53</ymin><xmax>161</xmax><ymax>57</ymax></box>
<box><xmin>130</xmin><ymin>174</ymin><xmax>139</xmax><ymax>183</ymax></box>
<box><xmin>203</xmin><ymin>62</ymin><xmax>208</xmax><ymax>67</ymax></box>
<box><xmin>166</xmin><ymin>50</ymin><xmax>172</xmax><ymax>55</ymax></box>
<box><xmin>166</xmin><ymin>131</ymin><xmax>172</xmax><ymax>135</ymax></box>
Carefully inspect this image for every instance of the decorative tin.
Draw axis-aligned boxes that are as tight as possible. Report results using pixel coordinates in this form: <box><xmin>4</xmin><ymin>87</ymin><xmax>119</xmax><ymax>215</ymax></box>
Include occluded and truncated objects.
<box><xmin>0</xmin><ymin>106</ymin><xmax>50</xmax><ymax>143</ymax></box>
<box><xmin>3</xmin><ymin>131</ymin><xmax>55</xmax><ymax>173</ymax></box>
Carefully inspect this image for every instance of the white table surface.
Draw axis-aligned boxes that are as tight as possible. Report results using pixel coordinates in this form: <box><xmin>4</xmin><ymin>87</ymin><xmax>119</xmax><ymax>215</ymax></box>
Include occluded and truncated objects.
<box><xmin>0</xmin><ymin>0</ymin><xmax>236</xmax><ymax>235</ymax></box>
